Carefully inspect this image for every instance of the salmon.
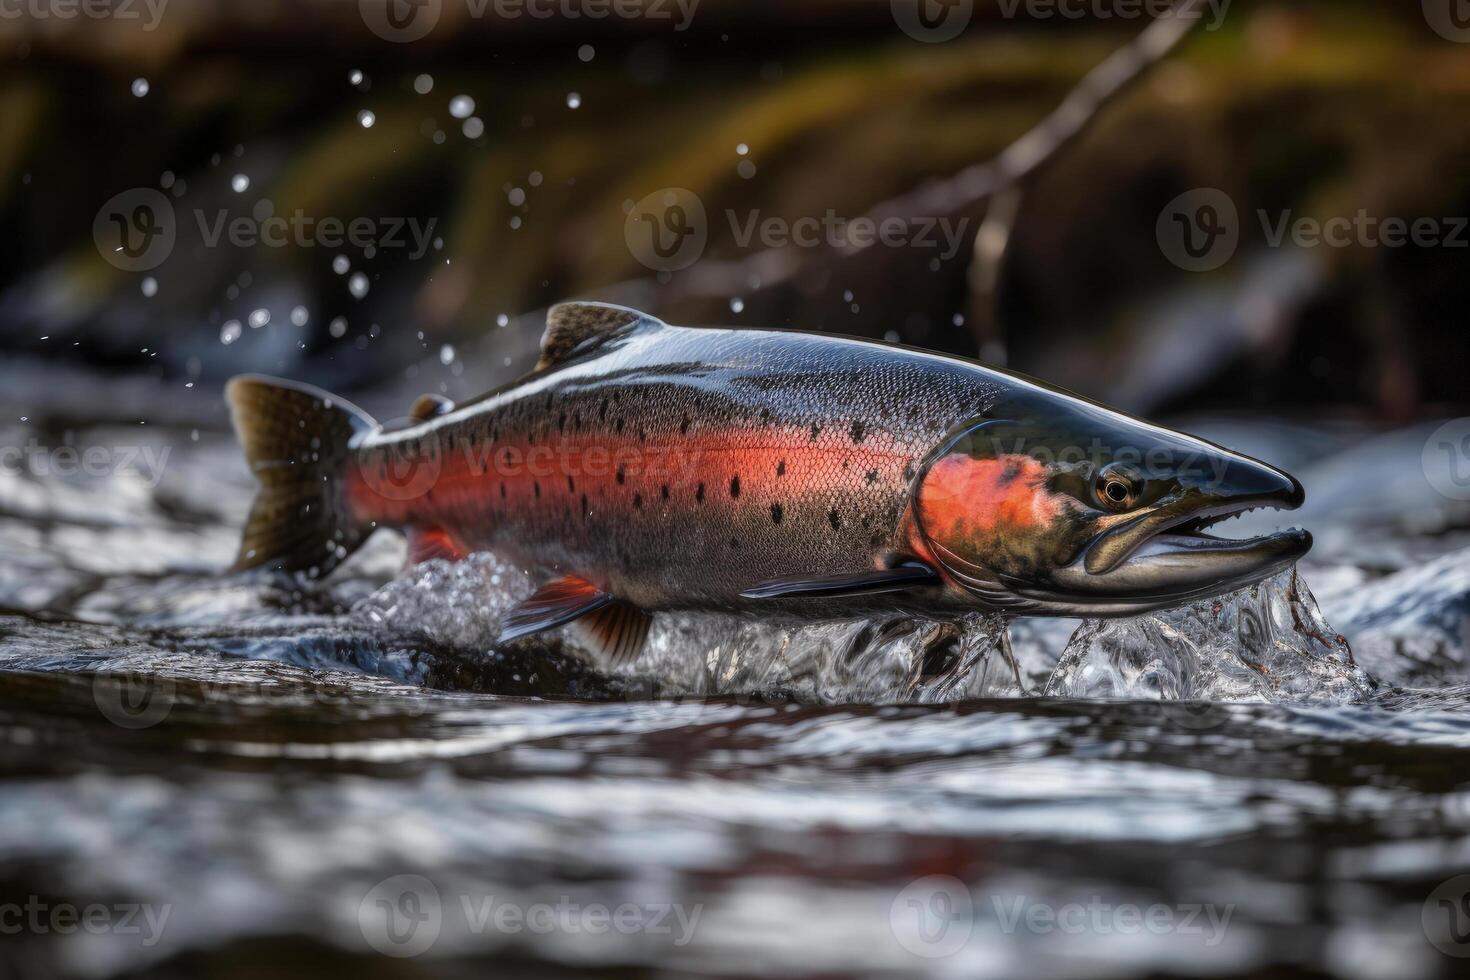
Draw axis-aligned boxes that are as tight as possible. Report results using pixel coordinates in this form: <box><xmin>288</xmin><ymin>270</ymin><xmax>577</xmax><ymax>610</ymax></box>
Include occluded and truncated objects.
<box><xmin>226</xmin><ymin>302</ymin><xmax>1310</xmax><ymax>665</ymax></box>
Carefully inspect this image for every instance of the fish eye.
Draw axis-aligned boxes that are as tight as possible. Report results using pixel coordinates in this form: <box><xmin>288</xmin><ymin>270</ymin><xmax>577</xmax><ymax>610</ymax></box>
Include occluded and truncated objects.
<box><xmin>1093</xmin><ymin>465</ymin><xmax>1140</xmax><ymax>512</ymax></box>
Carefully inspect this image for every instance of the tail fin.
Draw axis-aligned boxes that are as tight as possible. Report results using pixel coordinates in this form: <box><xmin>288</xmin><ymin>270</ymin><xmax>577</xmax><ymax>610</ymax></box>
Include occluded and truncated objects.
<box><xmin>225</xmin><ymin>374</ymin><xmax>377</xmax><ymax>579</ymax></box>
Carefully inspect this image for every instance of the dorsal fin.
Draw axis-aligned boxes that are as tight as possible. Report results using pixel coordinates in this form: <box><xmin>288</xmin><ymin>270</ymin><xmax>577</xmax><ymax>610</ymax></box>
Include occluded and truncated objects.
<box><xmin>408</xmin><ymin>393</ymin><xmax>455</xmax><ymax>422</ymax></box>
<box><xmin>537</xmin><ymin>302</ymin><xmax>662</xmax><ymax>370</ymax></box>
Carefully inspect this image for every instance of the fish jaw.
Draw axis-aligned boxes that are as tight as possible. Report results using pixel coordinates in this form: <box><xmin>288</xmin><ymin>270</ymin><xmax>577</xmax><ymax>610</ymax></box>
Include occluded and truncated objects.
<box><xmin>1010</xmin><ymin>459</ymin><xmax>1312</xmax><ymax>616</ymax></box>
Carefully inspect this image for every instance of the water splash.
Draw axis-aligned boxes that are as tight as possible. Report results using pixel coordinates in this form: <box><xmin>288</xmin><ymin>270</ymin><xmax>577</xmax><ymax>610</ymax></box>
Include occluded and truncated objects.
<box><xmin>1044</xmin><ymin>567</ymin><xmax>1374</xmax><ymax>703</ymax></box>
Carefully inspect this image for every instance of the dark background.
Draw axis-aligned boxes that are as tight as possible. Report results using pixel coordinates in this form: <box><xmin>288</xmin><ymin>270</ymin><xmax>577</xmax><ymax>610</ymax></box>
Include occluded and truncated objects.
<box><xmin>1</xmin><ymin>0</ymin><xmax>1466</xmax><ymax>428</ymax></box>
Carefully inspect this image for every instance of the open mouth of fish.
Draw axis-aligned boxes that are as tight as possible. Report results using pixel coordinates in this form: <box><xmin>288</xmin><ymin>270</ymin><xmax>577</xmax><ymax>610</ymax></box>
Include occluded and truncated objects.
<box><xmin>1030</xmin><ymin>495</ymin><xmax>1312</xmax><ymax>611</ymax></box>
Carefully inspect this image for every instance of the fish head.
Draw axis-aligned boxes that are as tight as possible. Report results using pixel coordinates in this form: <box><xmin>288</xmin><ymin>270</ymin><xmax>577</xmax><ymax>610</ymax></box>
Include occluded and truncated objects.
<box><xmin>911</xmin><ymin>387</ymin><xmax>1310</xmax><ymax>616</ymax></box>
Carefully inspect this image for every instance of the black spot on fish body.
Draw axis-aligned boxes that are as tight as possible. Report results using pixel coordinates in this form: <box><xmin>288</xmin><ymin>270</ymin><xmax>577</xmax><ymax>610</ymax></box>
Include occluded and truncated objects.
<box><xmin>771</xmin><ymin>502</ymin><xmax>783</xmax><ymax>524</ymax></box>
<box><xmin>903</xmin><ymin>463</ymin><xmax>916</xmax><ymax>481</ymax></box>
<box><xmin>634</xmin><ymin>493</ymin><xmax>643</xmax><ymax>510</ymax></box>
<box><xmin>616</xmin><ymin>464</ymin><xmax>626</xmax><ymax>484</ymax></box>
<box><xmin>696</xmin><ymin>483</ymin><xmax>706</xmax><ymax>504</ymax></box>
<box><xmin>580</xmin><ymin>493</ymin><xmax>588</xmax><ymax>518</ymax></box>
<box><xmin>680</xmin><ymin>415</ymin><xmax>690</xmax><ymax>435</ymax></box>
<box><xmin>828</xmin><ymin>509</ymin><xmax>841</xmax><ymax>530</ymax></box>
<box><xmin>776</xmin><ymin>459</ymin><xmax>786</xmax><ymax>477</ymax></box>
<box><xmin>615</xmin><ymin>418</ymin><xmax>624</xmax><ymax>434</ymax></box>
<box><xmin>729</xmin><ymin>537</ymin><xmax>739</xmax><ymax>549</ymax></box>
<box><xmin>567</xmin><ymin>475</ymin><xmax>575</xmax><ymax>492</ymax></box>
<box><xmin>998</xmin><ymin>462</ymin><xmax>1022</xmax><ymax>486</ymax></box>
<box><xmin>500</xmin><ymin>482</ymin><xmax>507</xmax><ymax>499</ymax></box>
<box><xmin>661</xmin><ymin>484</ymin><xmax>669</xmax><ymax>500</ymax></box>
<box><xmin>533</xmin><ymin>482</ymin><xmax>541</xmax><ymax>499</ymax></box>
<box><xmin>865</xmin><ymin>469</ymin><xmax>879</xmax><ymax>485</ymax></box>
<box><xmin>850</xmin><ymin>420</ymin><xmax>866</xmax><ymax>443</ymax></box>
<box><xmin>730</xmin><ymin>475</ymin><xmax>741</xmax><ymax>499</ymax></box>
<box><xmin>557</xmin><ymin>413</ymin><xmax>566</xmax><ymax>433</ymax></box>
<box><xmin>809</xmin><ymin>423</ymin><xmax>822</xmax><ymax>441</ymax></box>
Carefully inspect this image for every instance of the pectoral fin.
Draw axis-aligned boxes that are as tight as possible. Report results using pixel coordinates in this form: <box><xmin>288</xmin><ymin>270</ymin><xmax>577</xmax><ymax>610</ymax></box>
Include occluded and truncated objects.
<box><xmin>498</xmin><ymin>576</ymin><xmax>653</xmax><ymax>667</ymax></box>
<box><xmin>499</xmin><ymin>576</ymin><xmax>615</xmax><ymax>644</ymax></box>
<box><xmin>740</xmin><ymin>561</ymin><xmax>941</xmax><ymax>600</ymax></box>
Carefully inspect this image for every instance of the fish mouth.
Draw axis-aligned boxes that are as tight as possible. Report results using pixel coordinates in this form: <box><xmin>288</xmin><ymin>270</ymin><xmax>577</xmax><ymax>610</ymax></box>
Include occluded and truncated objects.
<box><xmin>1021</xmin><ymin>493</ymin><xmax>1312</xmax><ymax>615</ymax></box>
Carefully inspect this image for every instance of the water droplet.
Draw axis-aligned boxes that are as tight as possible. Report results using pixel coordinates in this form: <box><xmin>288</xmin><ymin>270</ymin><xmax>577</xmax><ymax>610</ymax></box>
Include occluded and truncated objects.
<box><xmin>736</xmin><ymin>143</ymin><xmax>749</xmax><ymax>156</ymax></box>
<box><xmin>131</xmin><ymin>78</ymin><xmax>149</xmax><ymax>98</ymax></box>
<box><xmin>414</xmin><ymin>73</ymin><xmax>434</xmax><ymax>95</ymax></box>
<box><xmin>249</xmin><ymin>308</ymin><xmax>270</xmax><ymax>329</ymax></box>
<box><xmin>439</xmin><ymin>344</ymin><xmax>455</xmax><ymax>366</ymax></box>
<box><xmin>462</xmin><ymin>117</ymin><xmax>484</xmax><ymax>139</ymax></box>
<box><xmin>509</xmin><ymin>216</ymin><xmax>522</xmax><ymax>230</ymax></box>
<box><xmin>332</xmin><ymin>255</ymin><xmax>350</xmax><ymax>275</ymax></box>
<box><xmin>843</xmin><ymin>290</ymin><xmax>854</xmax><ymax>302</ymax></box>
<box><xmin>358</xmin><ymin>110</ymin><xmax>376</xmax><ymax>129</ymax></box>
<box><xmin>220</xmin><ymin>320</ymin><xmax>242</xmax><ymax>345</ymax></box>
<box><xmin>449</xmin><ymin>94</ymin><xmax>474</xmax><ymax>119</ymax></box>
<box><xmin>231</xmin><ymin>174</ymin><xmax>250</xmax><ymax>193</ymax></box>
<box><xmin>528</xmin><ymin>171</ymin><xmax>543</xmax><ymax>187</ymax></box>
<box><xmin>328</xmin><ymin>317</ymin><xmax>348</xmax><ymax>339</ymax></box>
<box><xmin>349</xmin><ymin>69</ymin><xmax>364</xmax><ymax>86</ymax></box>
<box><xmin>578</xmin><ymin>44</ymin><xmax>595</xmax><ymax>62</ymax></box>
<box><xmin>140</xmin><ymin>277</ymin><xmax>158</xmax><ymax>298</ymax></box>
<box><xmin>496</xmin><ymin>314</ymin><xmax>510</xmax><ymax>328</ymax></box>
<box><xmin>566</xmin><ymin>92</ymin><xmax>581</xmax><ymax>109</ymax></box>
<box><xmin>291</xmin><ymin>306</ymin><xmax>309</xmax><ymax>327</ymax></box>
<box><xmin>737</xmin><ymin>160</ymin><xmax>757</xmax><ymax>179</ymax></box>
<box><xmin>508</xmin><ymin>187</ymin><xmax>526</xmax><ymax>207</ymax></box>
<box><xmin>730</xmin><ymin>298</ymin><xmax>745</xmax><ymax>314</ymax></box>
<box><xmin>349</xmin><ymin>272</ymin><xmax>370</xmax><ymax>299</ymax></box>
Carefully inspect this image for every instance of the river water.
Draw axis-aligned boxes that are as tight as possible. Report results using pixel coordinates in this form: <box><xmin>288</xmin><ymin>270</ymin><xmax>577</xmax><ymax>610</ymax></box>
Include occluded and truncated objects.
<box><xmin>2</xmin><ymin>369</ymin><xmax>1470</xmax><ymax>978</ymax></box>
